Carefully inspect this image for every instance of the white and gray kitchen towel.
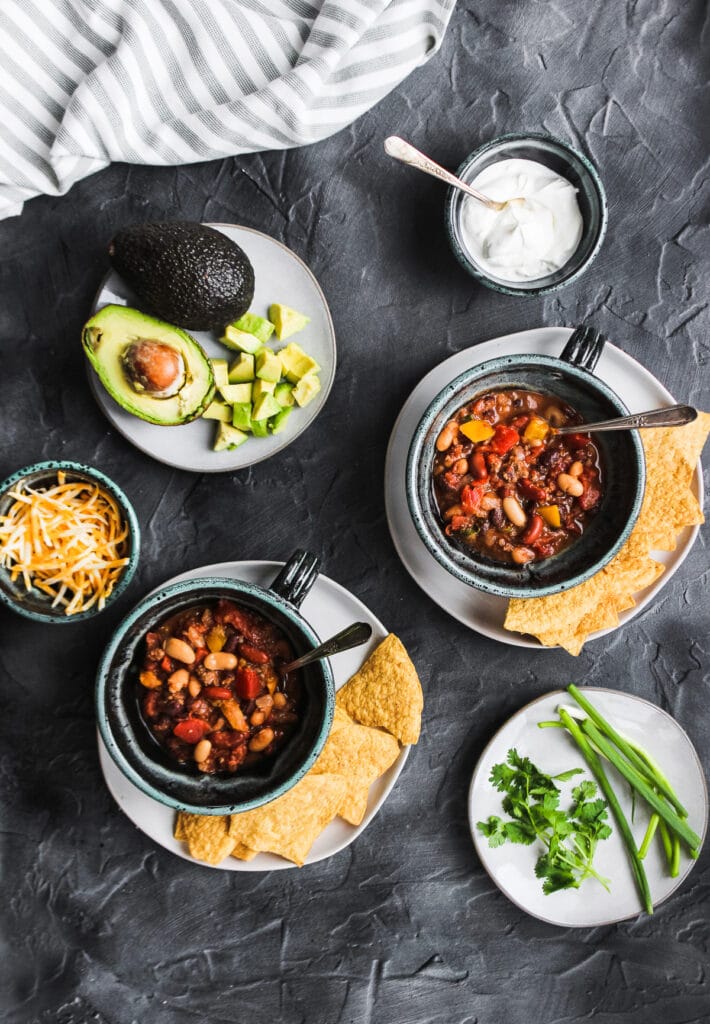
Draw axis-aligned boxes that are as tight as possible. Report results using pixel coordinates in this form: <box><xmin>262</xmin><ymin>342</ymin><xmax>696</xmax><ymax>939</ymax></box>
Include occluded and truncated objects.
<box><xmin>0</xmin><ymin>0</ymin><xmax>456</xmax><ymax>220</ymax></box>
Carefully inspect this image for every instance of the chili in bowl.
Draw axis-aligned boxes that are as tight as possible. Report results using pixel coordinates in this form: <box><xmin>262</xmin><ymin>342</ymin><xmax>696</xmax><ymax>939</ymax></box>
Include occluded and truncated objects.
<box><xmin>432</xmin><ymin>388</ymin><xmax>603</xmax><ymax>567</ymax></box>
<box><xmin>406</xmin><ymin>336</ymin><xmax>645</xmax><ymax>599</ymax></box>
<box><xmin>96</xmin><ymin>551</ymin><xmax>335</xmax><ymax>815</ymax></box>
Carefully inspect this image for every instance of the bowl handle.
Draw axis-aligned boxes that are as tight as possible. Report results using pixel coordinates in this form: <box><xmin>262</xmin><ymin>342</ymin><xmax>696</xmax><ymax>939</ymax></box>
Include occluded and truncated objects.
<box><xmin>268</xmin><ymin>550</ymin><xmax>320</xmax><ymax>608</ymax></box>
<box><xmin>560</xmin><ymin>325</ymin><xmax>606</xmax><ymax>373</ymax></box>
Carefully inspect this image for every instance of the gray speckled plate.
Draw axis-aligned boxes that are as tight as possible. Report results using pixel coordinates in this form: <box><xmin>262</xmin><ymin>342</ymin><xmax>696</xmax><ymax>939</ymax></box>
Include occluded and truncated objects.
<box><xmin>89</xmin><ymin>224</ymin><xmax>336</xmax><ymax>473</ymax></box>
<box><xmin>469</xmin><ymin>688</ymin><xmax>708</xmax><ymax>927</ymax></box>
<box><xmin>385</xmin><ymin>326</ymin><xmax>704</xmax><ymax>649</ymax></box>
<box><xmin>98</xmin><ymin>560</ymin><xmax>410</xmax><ymax>872</ymax></box>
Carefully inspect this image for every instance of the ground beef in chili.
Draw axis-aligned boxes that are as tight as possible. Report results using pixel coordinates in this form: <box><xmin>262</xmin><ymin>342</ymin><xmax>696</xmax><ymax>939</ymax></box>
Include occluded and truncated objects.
<box><xmin>137</xmin><ymin>600</ymin><xmax>301</xmax><ymax>774</ymax></box>
<box><xmin>432</xmin><ymin>388</ymin><xmax>603</xmax><ymax>565</ymax></box>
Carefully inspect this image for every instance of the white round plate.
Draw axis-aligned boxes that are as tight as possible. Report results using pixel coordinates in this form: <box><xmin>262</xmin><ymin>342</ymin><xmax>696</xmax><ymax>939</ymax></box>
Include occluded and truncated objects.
<box><xmin>385</xmin><ymin>326</ymin><xmax>703</xmax><ymax>648</ymax></box>
<box><xmin>98</xmin><ymin>560</ymin><xmax>409</xmax><ymax>871</ymax></box>
<box><xmin>89</xmin><ymin>224</ymin><xmax>336</xmax><ymax>473</ymax></box>
<box><xmin>469</xmin><ymin>688</ymin><xmax>708</xmax><ymax>927</ymax></box>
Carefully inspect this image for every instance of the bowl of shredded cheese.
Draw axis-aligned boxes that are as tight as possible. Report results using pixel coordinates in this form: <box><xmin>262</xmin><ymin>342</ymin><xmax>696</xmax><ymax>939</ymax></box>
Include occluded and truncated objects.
<box><xmin>0</xmin><ymin>461</ymin><xmax>140</xmax><ymax>622</ymax></box>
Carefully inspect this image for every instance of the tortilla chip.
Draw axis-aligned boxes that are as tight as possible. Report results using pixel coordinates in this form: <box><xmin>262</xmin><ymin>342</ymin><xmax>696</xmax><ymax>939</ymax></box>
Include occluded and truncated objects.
<box><xmin>312</xmin><ymin>706</ymin><xmax>401</xmax><ymax>825</ymax></box>
<box><xmin>231</xmin><ymin>842</ymin><xmax>258</xmax><ymax>861</ymax></box>
<box><xmin>336</xmin><ymin>634</ymin><xmax>423</xmax><ymax>744</ymax></box>
<box><xmin>505</xmin><ymin>413</ymin><xmax>709</xmax><ymax>653</ymax></box>
<box><xmin>175</xmin><ymin>813</ymin><xmax>236</xmax><ymax>865</ymax></box>
<box><xmin>228</xmin><ymin>773</ymin><xmax>347</xmax><ymax>866</ymax></box>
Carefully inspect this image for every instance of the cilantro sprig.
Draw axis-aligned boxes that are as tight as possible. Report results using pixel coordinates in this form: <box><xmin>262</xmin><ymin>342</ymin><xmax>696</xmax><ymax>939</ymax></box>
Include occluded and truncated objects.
<box><xmin>477</xmin><ymin>748</ymin><xmax>612</xmax><ymax>895</ymax></box>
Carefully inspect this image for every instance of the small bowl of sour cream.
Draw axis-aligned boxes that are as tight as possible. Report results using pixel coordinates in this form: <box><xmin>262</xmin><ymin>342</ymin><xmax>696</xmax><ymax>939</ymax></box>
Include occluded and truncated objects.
<box><xmin>445</xmin><ymin>133</ymin><xmax>607</xmax><ymax>296</ymax></box>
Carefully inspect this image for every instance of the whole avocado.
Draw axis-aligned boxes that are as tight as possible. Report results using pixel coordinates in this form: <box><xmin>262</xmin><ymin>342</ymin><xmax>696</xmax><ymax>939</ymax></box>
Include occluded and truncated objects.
<box><xmin>109</xmin><ymin>221</ymin><xmax>255</xmax><ymax>331</ymax></box>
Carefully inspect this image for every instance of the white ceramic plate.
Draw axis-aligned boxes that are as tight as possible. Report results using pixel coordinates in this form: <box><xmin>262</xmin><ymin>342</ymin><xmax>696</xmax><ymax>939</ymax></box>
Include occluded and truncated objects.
<box><xmin>98</xmin><ymin>560</ymin><xmax>409</xmax><ymax>871</ymax></box>
<box><xmin>385</xmin><ymin>326</ymin><xmax>703</xmax><ymax>648</ymax></box>
<box><xmin>89</xmin><ymin>224</ymin><xmax>336</xmax><ymax>473</ymax></box>
<box><xmin>468</xmin><ymin>688</ymin><xmax>708</xmax><ymax>927</ymax></box>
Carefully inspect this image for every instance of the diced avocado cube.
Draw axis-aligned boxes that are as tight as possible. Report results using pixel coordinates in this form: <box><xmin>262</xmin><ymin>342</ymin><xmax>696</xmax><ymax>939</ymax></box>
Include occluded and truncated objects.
<box><xmin>255</xmin><ymin>347</ymin><xmax>282</xmax><ymax>383</ymax></box>
<box><xmin>274</xmin><ymin>381</ymin><xmax>295</xmax><ymax>408</ymax></box>
<box><xmin>269</xmin><ymin>303</ymin><xmax>310</xmax><ymax>341</ymax></box>
<box><xmin>232</xmin><ymin>402</ymin><xmax>253</xmax><ymax>431</ymax></box>
<box><xmin>252</xmin><ymin>378</ymin><xmax>276</xmax><ymax>400</ymax></box>
<box><xmin>233</xmin><ymin>312</ymin><xmax>275</xmax><ymax>344</ymax></box>
<box><xmin>202</xmin><ymin>400</ymin><xmax>232</xmax><ymax>423</ymax></box>
<box><xmin>228</xmin><ymin>352</ymin><xmax>255</xmax><ymax>383</ymax></box>
<box><xmin>269</xmin><ymin>406</ymin><xmax>293</xmax><ymax>434</ymax></box>
<box><xmin>210</xmin><ymin>358</ymin><xmax>229</xmax><ymax>390</ymax></box>
<box><xmin>219</xmin><ymin>382</ymin><xmax>253</xmax><ymax>404</ymax></box>
<box><xmin>293</xmin><ymin>373</ymin><xmax>321</xmax><ymax>407</ymax></box>
<box><xmin>278</xmin><ymin>342</ymin><xmax>320</xmax><ymax>383</ymax></box>
<box><xmin>220</xmin><ymin>325</ymin><xmax>262</xmax><ymax>354</ymax></box>
<box><xmin>252</xmin><ymin>393</ymin><xmax>282</xmax><ymax>421</ymax></box>
<box><xmin>250</xmin><ymin>417</ymin><xmax>269</xmax><ymax>437</ymax></box>
<box><xmin>213</xmin><ymin>422</ymin><xmax>249</xmax><ymax>452</ymax></box>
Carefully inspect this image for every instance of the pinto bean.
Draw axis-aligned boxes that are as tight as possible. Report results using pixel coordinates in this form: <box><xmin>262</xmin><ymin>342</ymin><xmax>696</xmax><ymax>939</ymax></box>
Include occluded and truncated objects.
<box><xmin>436</xmin><ymin>420</ymin><xmax>460</xmax><ymax>452</ymax></box>
<box><xmin>164</xmin><ymin>638</ymin><xmax>195</xmax><ymax>664</ymax></box>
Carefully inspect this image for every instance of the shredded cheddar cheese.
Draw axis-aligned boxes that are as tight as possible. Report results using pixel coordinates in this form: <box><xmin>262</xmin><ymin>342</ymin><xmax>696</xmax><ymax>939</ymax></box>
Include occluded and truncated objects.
<box><xmin>0</xmin><ymin>471</ymin><xmax>130</xmax><ymax>615</ymax></box>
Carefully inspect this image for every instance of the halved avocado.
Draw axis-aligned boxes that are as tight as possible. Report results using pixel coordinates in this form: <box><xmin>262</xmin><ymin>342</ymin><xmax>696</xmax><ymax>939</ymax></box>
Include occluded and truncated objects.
<box><xmin>82</xmin><ymin>305</ymin><xmax>215</xmax><ymax>425</ymax></box>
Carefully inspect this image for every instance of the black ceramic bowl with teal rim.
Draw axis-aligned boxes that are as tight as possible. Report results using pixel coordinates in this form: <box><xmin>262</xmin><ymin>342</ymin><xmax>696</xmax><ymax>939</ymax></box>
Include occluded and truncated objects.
<box><xmin>0</xmin><ymin>459</ymin><xmax>140</xmax><ymax>623</ymax></box>
<box><xmin>406</xmin><ymin>329</ymin><xmax>645</xmax><ymax>599</ymax></box>
<box><xmin>96</xmin><ymin>550</ymin><xmax>335</xmax><ymax>815</ymax></box>
<box><xmin>445</xmin><ymin>133</ymin><xmax>608</xmax><ymax>297</ymax></box>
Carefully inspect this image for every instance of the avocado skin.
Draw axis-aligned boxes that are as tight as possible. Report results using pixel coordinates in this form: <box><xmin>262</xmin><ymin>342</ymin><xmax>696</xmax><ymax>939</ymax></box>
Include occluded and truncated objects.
<box><xmin>109</xmin><ymin>222</ymin><xmax>255</xmax><ymax>331</ymax></box>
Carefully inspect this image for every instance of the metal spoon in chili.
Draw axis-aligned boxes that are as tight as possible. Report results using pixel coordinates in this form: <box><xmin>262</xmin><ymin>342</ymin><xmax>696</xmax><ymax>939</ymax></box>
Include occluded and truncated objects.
<box><xmin>279</xmin><ymin>621</ymin><xmax>373</xmax><ymax>683</ymax></box>
<box><xmin>554</xmin><ymin>404</ymin><xmax>696</xmax><ymax>435</ymax></box>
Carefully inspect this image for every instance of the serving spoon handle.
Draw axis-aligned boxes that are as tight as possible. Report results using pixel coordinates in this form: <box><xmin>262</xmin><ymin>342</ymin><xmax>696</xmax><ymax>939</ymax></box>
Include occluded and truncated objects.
<box><xmin>280</xmin><ymin>622</ymin><xmax>373</xmax><ymax>675</ymax></box>
<box><xmin>384</xmin><ymin>136</ymin><xmax>508</xmax><ymax>212</ymax></box>
<box><xmin>556</xmin><ymin>404</ymin><xmax>697</xmax><ymax>435</ymax></box>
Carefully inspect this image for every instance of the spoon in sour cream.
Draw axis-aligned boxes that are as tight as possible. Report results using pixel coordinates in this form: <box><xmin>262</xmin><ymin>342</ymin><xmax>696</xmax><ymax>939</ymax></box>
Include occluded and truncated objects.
<box><xmin>384</xmin><ymin>136</ymin><xmax>523</xmax><ymax>212</ymax></box>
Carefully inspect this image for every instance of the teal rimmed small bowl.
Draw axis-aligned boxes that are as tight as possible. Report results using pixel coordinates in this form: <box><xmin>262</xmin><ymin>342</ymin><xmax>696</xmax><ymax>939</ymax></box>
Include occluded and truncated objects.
<box><xmin>445</xmin><ymin>133</ymin><xmax>608</xmax><ymax>296</ymax></box>
<box><xmin>96</xmin><ymin>551</ymin><xmax>335</xmax><ymax>815</ymax></box>
<box><xmin>406</xmin><ymin>334</ymin><xmax>645</xmax><ymax>599</ymax></box>
<box><xmin>0</xmin><ymin>460</ymin><xmax>139</xmax><ymax>623</ymax></box>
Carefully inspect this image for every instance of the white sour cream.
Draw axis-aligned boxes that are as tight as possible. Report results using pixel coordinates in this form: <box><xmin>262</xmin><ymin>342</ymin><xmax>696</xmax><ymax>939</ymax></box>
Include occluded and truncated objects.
<box><xmin>460</xmin><ymin>158</ymin><xmax>584</xmax><ymax>282</ymax></box>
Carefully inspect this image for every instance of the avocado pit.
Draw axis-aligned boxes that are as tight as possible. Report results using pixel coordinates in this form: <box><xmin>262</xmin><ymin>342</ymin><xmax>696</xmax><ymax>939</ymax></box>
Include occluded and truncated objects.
<box><xmin>122</xmin><ymin>339</ymin><xmax>185</xmax><ymax>398</ymax></box>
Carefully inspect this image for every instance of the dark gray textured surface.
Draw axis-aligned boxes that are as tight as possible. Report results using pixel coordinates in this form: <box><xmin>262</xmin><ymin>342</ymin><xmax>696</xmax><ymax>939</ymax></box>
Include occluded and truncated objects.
<box><xmin>1</xmin><ymin>1</ymin><xmax>709</xmax><ymax>1021</ymax></box>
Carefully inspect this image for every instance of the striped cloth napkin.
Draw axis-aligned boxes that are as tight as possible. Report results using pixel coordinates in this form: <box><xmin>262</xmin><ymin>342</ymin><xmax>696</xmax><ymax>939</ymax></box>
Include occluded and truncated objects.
<box><xmin>0</xmin><ymin>0</ymin><xmax>456</xmax><ymax>220</ymax></box>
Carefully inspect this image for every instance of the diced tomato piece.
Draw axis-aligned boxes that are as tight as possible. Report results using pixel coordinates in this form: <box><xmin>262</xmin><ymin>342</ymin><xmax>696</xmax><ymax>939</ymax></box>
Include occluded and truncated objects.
<box><xmin>490</xmin><ymin>425</ymin><xmax>519</xmax><ymax>454</ymax></box>
<box><xmin>518</xmin><ymin>479</ymin><xmax>547</xmax><ymax>504</ymax></box>
<box><xmin>461</xmin><ymin>484</ymin><xmax>482</xmax><ymax>514</ymax></box>
<box><xmin>173</xmin><ymin>718</ymin><xmax>211</xmax><ymax>744</ymax></box>
<box><xmin>471</xmin><ymin>452</ymin><xmax>488</xmax><ymax>480</ymax></box>
<box><xmin>234</xmin><ymin>667</ymin><xmax>262</xmax><ymax>700</ymax></box>
<box><xmin>533</xmin><ymin>540</ymin><xmax>558</xmax><ymax>558</ymax></box>
<box><xmin>203</xmin><ymin>686</ymin><xmax>233</xmax><ymax>700</ymax></box>
<box><xmin>160</xmin><ymin>655</ymin><xmax>172</xmax><ymax>673</ymax></box>
<box><xmin>578</xmin><ymin>475</ymin><xmax>602</xmax><ymax>511</ymax></box>
<box><xmin>442</xmin><ymin>470</ymin><xmax>462</xmax><ymax>491</ymax></box>
<box><xmin>192</xmin><ymin>647</ymin><xmax>208</xmax><ymax>664</ymax></box>
<box><xmin>239</xmin><ymin>643</ymin><xmax>270</xmax><ymax>665</ymax></box>
<box><xmin>521</xmin><ymin>514</ymin><xmax>543</xmax><ymax>545</ymax></box>
<box><xmin>214</xmin><ymin>599</ymin><xmax>251</xmax><ymax>632</ymax></box>
<box><xmin>566</xmin><ymin>433</ymin><xmax>591</xmax><ymax>449</ymax></box>
<box><xmin>449</xmin><ymin>515</ymin><xmax>470</xmax><ymax>531</ymax></box>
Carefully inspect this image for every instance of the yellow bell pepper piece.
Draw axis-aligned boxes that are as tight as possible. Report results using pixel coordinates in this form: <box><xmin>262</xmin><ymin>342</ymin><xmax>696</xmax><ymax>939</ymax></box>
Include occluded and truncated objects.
<box><xmin>538</xmin><ymin>505</ymin><xmax>561</xmax><ymax>528</ymax></box>
<box><xmin>459</xmin><ymin>419</ymin><xmax>495</xmax><ymax>443</ymax></box>
<box><xmin>523</xmin><ymin>416</ymin><xmax>550</xmax><ymax>443</ymax></box>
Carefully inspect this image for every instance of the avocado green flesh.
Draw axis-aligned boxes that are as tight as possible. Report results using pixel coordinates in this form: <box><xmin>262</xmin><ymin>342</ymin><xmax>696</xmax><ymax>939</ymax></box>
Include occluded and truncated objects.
<box><xmin>83</xmin><ymin>304</ymin><xmax>215</xmax><ymax>426</ymax></box>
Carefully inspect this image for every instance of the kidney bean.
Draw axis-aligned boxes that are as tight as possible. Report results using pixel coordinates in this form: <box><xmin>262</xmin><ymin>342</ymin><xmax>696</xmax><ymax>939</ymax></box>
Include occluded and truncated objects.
<box><xmin>521</xmin><ymin>514</ymin><xmax>543</xmax><ymax>545</ymax></box>
<box><xmin>239</xmin><ymin>644</ymin><xmax>270</xmax><ymax>665</ymax></box>
<box><xmin>518</xmin><ymin>479</ymin><xmax>547</xmax><ymax>504</ymax></box>
<box><xmin>472</xmin><ymin>452</ymin><xmax>488</xmax><ymax>479</ymax></box>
